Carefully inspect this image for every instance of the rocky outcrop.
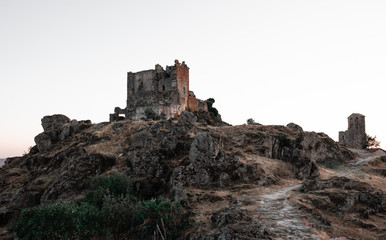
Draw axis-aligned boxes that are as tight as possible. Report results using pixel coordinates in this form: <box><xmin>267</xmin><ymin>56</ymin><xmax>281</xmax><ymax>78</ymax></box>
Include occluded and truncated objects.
<box><xmin>0</xmin><ymin>113</ymin><xmax>363</xmax><ymax>239</ymax></box>
<box><xmin>256</xmin><ymin>130</ymin><xmax>353</xmax><ymax>179</ymax></box>
<box><xmin>301</xmin><ymin>176</ymin><xmax>385</xmax><ymax>218</ymax></box>
<box><xmin>299</xmin><ymin>132</ymin><xmax>354</xmax><ymax>164</ymax></box>
<box><xmin>34</xmin><ymin>115</ymin><xmax>92</xmax><ymax>153</ymax></box>
<box><xmin>189</xmin><ymin>207</ymin><xmax>270</xmax><ymax>240</ymax></box>
<box><xmin>178</xmin><ymin>110</ymin><xmax>197</xmax><ymax>127</ymax></box>
<box><xmin>41</xmin><ymin>114</ymin><xmax>70</xmax><ymax>132</ymax></box>
<box><xmin>286</xmin><ymin>122</ymin><xmax>303</xmax><ymax>132</ymax></box>
<box><xmin>34</xmin><ymin>132</ymin><xmax>53</xmax><ymax>153</ymax></box>
<box><xmin>171</xmin><ymin>132</ymin><xmax>261</xmax><ymax>189</ymax></box>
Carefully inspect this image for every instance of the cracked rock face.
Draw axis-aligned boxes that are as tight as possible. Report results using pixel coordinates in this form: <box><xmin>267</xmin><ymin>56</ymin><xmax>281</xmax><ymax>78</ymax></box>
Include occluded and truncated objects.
<box><xmin>171</xmin><ymin>132</ymin><xmax>261</xmax><ymax>189</ymax></box>
<box><xmin>301</xmin><ymin>176</ymin><xmax>385</xmax><ymax>217</ymax></box>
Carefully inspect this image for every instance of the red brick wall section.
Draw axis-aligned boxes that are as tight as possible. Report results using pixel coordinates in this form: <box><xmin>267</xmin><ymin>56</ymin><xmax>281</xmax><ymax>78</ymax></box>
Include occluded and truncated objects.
<box><xmin>188</xmin><ymin>95</ymin><xmax>199</xmax><ymax>112</ymax></box>
<box><xmin>175</xmin><ymin>61</ymin><xmax>189</xmax><ymax>109</ymax></box>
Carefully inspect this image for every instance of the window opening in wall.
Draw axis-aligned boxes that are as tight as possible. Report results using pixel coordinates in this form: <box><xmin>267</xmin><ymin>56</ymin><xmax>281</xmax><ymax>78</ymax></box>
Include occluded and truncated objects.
<box><xmin>162</xmin><ymin>85</ymin><xmax>165</xmax><ymax>91</ymax></box>
<box><xmin>355</xmin><ymin>117</ymin><xmax>359</xmax><ymax>129</ymax></box>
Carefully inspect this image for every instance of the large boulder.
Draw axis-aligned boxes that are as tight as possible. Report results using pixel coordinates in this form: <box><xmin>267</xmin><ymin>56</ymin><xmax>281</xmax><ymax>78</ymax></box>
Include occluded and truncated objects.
<box><xmin>41</xmin><ymin>114</ymin><xmax>70</xmax><ymax>132</ymax></box>
<box><xmin>178</xmin><ymin>110</ymin><xmax>197</xmax><ymax>127</ymax></box>
<box><xmin>34</xmin><ymin>132</ymin><xmax>52</xmax><ymax>153</ymax></box>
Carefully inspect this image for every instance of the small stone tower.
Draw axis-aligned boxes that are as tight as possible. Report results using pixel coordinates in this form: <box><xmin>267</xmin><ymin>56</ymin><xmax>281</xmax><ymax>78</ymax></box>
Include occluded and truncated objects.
<box><xmin>339</xmin><ymin>113</ymin><xmax>366</xmax><ymax>149</ymax></box>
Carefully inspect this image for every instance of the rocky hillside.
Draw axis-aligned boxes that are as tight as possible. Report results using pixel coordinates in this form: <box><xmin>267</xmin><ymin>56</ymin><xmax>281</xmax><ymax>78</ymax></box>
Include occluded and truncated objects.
<box><xmin>0</xmin><ymin>112</ymin><xmax>384</xmax><ymax>239</ymax></box>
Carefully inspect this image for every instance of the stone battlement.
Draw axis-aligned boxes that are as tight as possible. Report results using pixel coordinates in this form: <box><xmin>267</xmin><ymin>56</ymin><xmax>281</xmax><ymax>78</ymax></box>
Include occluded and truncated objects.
<box><xmin>110</xmin><ymin>60</ymin><xmax>207</xmax><ymax>121</ymax></box>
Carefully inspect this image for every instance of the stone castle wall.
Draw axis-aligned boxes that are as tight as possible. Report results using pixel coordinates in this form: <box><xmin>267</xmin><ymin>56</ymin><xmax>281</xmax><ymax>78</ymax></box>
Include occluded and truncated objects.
<box><xmin>110</xmin><ymin>60</ymin><xmax>207</xmax><ymax>121</ymax></box>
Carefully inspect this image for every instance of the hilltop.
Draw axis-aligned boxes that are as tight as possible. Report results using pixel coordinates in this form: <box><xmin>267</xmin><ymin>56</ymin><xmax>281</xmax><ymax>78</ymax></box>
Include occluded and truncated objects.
<box><xmin>0</xmin><ymin>112</ymin><xmax>385</xmax><ymax>239</ymax></box>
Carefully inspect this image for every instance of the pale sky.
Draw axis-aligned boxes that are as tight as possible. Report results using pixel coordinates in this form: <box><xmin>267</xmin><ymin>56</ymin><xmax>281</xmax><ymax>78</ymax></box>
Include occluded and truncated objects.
<box><xmin>1</xmin><ymin>0</ymin><xmax>385</xmax><ymax>158</ymax></box>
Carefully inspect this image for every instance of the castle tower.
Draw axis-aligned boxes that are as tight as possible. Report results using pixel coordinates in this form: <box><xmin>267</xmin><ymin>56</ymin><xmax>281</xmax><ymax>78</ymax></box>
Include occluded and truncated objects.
<box><xmin>110</xmin><ymin>60</ymin><xmax>208</xmax><ymax>122</ymax></box>
<box><xmin>339</xmin><ymin>113</ymin><xmax>366</xmax><ymax>149</ymax></box>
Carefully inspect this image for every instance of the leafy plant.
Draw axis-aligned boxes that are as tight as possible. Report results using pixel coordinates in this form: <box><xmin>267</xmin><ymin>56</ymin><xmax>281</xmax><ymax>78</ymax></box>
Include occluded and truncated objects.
<box><xmin>10</xmin><ymin>201</ymin><xmax>77</xmax><ymax>240</ymax></box>
<box><xmin>139</xmin><ymin>197</ymin><xmax>183</xmax><ymax>239</ymax></box>
<box><xmin>366</xmin><ymin>134</ymin><xmax>380</xmax><ymax>149</ymax></box>
<box><xmin>206</xmin><ymin>98</ymin><xmax>219</xmax><ymax>118</ymax></box>
<box><xmin>85</xmin><ymin>173</ymin><xmax>132</xmax><ymax>208</ymax></box>
<box><xmin>11</xmin><ymin>174</ymin><xmax>185</xmax><ymax>240</ymax></box>
<box><xmin>101</xmin><ymin>194</ymin><xmax>139</xmax><ymax>240</ymax></box>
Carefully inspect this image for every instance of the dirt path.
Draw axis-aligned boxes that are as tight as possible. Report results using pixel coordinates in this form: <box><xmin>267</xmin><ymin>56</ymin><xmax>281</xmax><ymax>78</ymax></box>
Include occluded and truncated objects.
<box><xmin>256</xmin><ymin>185</ymin><xmax>320</xmax><ymax>240</ymax></box>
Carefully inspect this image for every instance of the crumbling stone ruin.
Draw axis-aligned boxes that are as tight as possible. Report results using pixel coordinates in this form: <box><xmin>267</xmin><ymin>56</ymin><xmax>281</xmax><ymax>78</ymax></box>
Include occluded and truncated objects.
<box><xmin>110</xmin><ymin>60</ymin><xmax>208</xmax><ymax>121</ymax></box>
<box><xmin>339</xmin><ymin>113</ymin><xmax>366</xmax><ymax>149</ymax></box>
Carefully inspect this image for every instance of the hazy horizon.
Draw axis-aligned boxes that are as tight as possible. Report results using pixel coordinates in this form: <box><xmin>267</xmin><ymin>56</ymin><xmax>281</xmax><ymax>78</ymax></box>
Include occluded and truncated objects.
<box><xmin>1</xmin><ymin>0</ymin><xmax>386</xmax><ymax>158</ymax></box>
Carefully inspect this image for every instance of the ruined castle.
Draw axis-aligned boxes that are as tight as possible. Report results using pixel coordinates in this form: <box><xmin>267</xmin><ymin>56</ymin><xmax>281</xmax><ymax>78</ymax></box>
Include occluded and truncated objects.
<box><xmin>110</xmin><ymin>60</ymin><xmax>208</xmax><ymax>121</ymax></box>
<box><xmin>339</xmin><ymin>113</ymin><xmax>366</xmax><ymax>149</ymax></box>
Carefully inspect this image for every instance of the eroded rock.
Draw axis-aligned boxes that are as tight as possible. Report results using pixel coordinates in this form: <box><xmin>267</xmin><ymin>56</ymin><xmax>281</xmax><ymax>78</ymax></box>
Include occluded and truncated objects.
<box><xmin>41</xmin><ymin>114</ymin><xmax>70</xmax><ymax>132</ymax></box>
<box><xmin>34</xmin><ymin>132</ymin><xmax>52</xmax><ymax>153</ymax></box>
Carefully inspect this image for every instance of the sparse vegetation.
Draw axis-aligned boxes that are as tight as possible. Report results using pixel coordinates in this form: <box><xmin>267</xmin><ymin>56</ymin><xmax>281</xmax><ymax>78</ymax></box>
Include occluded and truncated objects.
<box><xmin>366</xmin><ymin>134</ymin><xmax>380</xmax><ymax>149</ymax></box>
<box><xmin>85</xmin><ymin>173</ymin><xmax>132</xmax><ymax>208</ymax></box>
<box><xmin>11</xmin><ymin>174</ymin><xmax>183</xmax><ymax>240</ymax></box>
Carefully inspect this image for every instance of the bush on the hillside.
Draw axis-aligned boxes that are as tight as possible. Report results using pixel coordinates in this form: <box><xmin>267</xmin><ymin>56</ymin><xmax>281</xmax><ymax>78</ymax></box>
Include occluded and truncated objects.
<box><xmin>138</xmin><ymin>197</ymin><xmax>184</xmax><ymax>239</ymax></box>
<box><xmin>75</xmin><ymin>202</ymin><xmax>107</xmax><ymax>239</ymax></box>
<box><xmin>11</xmin><ymin>174</ymin><xmax>184</xmax><ymax>240</ymax></box>
<box><xmin>85</xmin><ymin>173</ymin><xmax>132</xmax><ymax>208</ymax></box>
<box><xmin>11</xmin><ymin>201</ymin><xmax>78</xmax><ymax>240</ymax></box>
<box><xmin>366</xmin><ymin>134</ymin><xmax>380</xmax><ymax>149</ymax></box>
<box><xmin>206</xmin><ymin>98</ymin><xmax>219</xmax><ymax>118</ymax></box>
<box><xmin>101</xmin><ymin>194</ymin><xmax>140</xmax><ymax>240</ymax></box>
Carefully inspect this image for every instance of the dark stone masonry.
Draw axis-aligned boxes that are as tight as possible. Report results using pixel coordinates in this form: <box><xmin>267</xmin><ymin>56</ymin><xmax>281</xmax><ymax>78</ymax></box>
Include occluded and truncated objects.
<box><xmin>339</xmin><ymin>113</ymin><xmax>366</xmax><ymax>149</ymax></box>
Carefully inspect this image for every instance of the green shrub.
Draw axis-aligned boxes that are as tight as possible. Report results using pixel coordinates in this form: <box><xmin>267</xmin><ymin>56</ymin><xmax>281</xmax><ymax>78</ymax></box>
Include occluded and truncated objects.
<box><xmin>85</xmin><ymin>173</ymin><xmax>132</xmax><ymax>207</ymax></box>
<box><xmin>11</xmin><ymin>201</ymin><xmax>77</xmax><ymax>240</ymax></box>
<box><xmin>75</xmin><ymin>202</ymin><xmax>107</xmax><ymax>239</ymax></box>
<box><xmin>206</xmin><ymin>98</ymin><xmax>219</xmax><ymax>118</ymax></box>
<box><xmin>11</xmin><ymin>174</ymin><xmax>184</xmax><ymax>240</ymax></box>
<box><xmin>101</xmin><ymin>194</ymin><xmax>140</xmax><ymax>240</ymax></box>
<box><xmin>138</xmin><ymin>197</ymin><xmax>183</xmax><ymax>239</ymax></box>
